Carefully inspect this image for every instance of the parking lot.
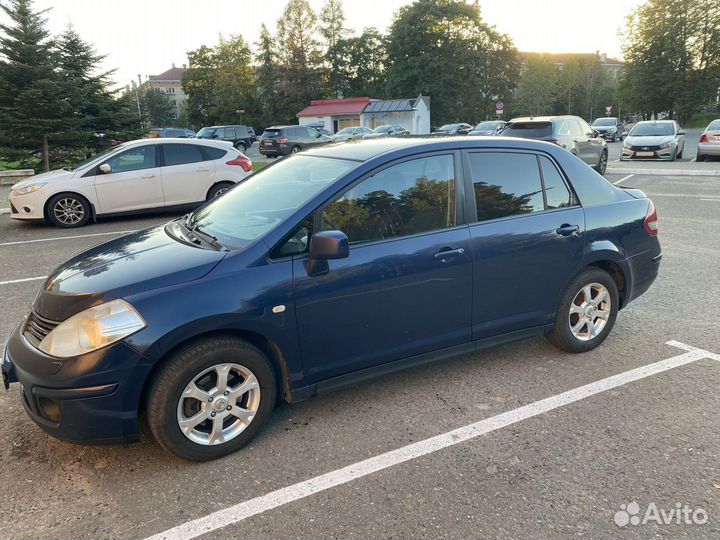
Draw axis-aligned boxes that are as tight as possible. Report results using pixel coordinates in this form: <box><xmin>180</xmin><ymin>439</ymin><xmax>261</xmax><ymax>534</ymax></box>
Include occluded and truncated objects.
<box><xmin>1</xmin><ymin>154</ymin><xmax>720</xmax><ymax>539</ymax></box>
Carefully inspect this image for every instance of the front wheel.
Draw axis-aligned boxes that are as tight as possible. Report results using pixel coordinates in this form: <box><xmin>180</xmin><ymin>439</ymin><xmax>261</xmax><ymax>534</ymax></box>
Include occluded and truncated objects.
<box><xmin>594</xmin><ymin>150</ymin><xmax>608</xmax><ymax>175</ymax></box>
<box><xmin>146</xmin><ymin>336</ymin><xmax>277</xmax><ymax>461</ymax></box>
<box><xmin>46</xmin><ymin>193</ymin><xmax>91</xmax><ymax>228</ymax></box>
<box><xmin>548</xmin><ymin>268</ymin><xmax>619</xmax><ymax>353</ymax></box>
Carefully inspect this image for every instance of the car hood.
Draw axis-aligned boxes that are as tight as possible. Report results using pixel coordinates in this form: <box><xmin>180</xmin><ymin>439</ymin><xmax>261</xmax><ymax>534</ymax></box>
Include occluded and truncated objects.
<box><xmin>626</xmin><ymin>135</ymin><xmax>675</xmax><ymax>145</ymax></box>
<box><xmin>33</xmin><ymin>224</ymin><xmax>228</xmax><ymax>321</ymax></box>
<box><xmin>11</xmin><ymin>169</ymin><xmax>75</xmax><ymax>190</ymax></box>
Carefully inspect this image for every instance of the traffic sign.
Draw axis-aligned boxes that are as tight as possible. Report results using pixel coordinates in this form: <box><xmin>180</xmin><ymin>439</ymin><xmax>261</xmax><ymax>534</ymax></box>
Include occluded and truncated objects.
<box><xmin>496</xmin><ymin>101</ymin><xmax>504</xmax><ymax>111</ymax></box>
<box><xmin>605</xmin><ymin>106</ymin><xmax>612</xmax><ymax>114</ymax></box>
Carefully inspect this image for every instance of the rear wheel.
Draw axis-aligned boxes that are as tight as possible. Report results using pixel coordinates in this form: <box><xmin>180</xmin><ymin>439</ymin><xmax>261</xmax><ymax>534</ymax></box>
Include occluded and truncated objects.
<box><xmin>46</xmin><ymin>193</ymin><xmax>91</xmax><ymax>228</ymax></box>
<box><xmin>548</xmin><ymin>268</ymin><xmax>619</xmax><ymax>353</ymax></box>
<box><xmin>207</xmin><ymin>182</ymin><xmax>234</xmax><ymax>200</ymax></box>
<box><xmin>290</xmin><ymin>145</ymin><xmax>301</xmax><ymax>154</ymax></box>
<box><xmin>235</xmin><ymin>141</ymin><xmax>247</xmax><ymax>153</ymax></box>
<box><xmin>146</xmin><ymin>336</ymin><xmax>277</xmax><ymax>461</ymax></box>
<box><xmin>696</xmin><ymin>153</ymin><xmax>705</xmax><ymax>162</ymax></box>
<box><xmin>594</xmin><ymin>150</ymin><xmax>608</xmax><ymax>175</ymax></box>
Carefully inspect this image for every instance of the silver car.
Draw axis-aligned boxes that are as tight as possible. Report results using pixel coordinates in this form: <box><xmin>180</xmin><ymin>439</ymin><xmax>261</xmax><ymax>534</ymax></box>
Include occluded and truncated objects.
<box><xmin>696</xmin><ymin>119</ymin><xmax>720</xmax><ymax>161</ymax></box>
<box><xmin>622</xmin><ymin>120</ymin><xmax>686</xmax><ymax>161</ymax></box>
<box><xmin>468</xmin><ymin>120</ymin><xmax>507</xmax><ymax>136</ymax></box>
<box><xmin>333</xmin><ymin>126</ymin><xmax>373</xmax><ymax>142</ymax></box>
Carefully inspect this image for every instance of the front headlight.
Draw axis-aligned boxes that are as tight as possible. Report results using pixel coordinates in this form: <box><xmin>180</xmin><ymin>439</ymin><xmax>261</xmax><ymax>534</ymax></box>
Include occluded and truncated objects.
<box><xmin>12</xmin><ymin>182</ymin><xmax>47</xmax><ymax>195</ymax></box>
<box><xmin>623</xmin><ymin>142</ymin><xmax>632</xmax><ymax>149</ymax></box>
<box><xmin>38</xmin><ymin>299</ymin><xmax>146</xmax><ymax>358</ymax></box>
<box><xmin>659</xmin><ymin>143</ymin><xmax>672</xmax><ymax>149</ymax></box>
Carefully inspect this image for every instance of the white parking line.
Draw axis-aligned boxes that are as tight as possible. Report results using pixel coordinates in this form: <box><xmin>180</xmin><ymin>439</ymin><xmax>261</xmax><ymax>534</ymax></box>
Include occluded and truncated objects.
<box><xmin>690</xmin><ymin>157</ymin><xmax>697</xmax><ymax>163</ymax></box>
<box><xmin>700</xmin><ymin>198</ymin><xmax>720</xmax><ymax>202</ymax></box>
<box><xmin>0</xmin><ymin>208</ymin><xmax>9</xmax><ymax>215</ymax></box>
<box><xmin>613</xmin><ymin>174</ymin><xmax>634</xmax><ymax>185</ymax></box>
<box><xmin>0</xmin><ymin>229</ymin><xmax>137</xmax><ymax>247</ymax></box>
<box><xmin>145</xmin><ymin>340</ymin><xmax>719</xmax><ymax>540</ymax></box>
<box><xmin>0</xmin><ymin>276</ymin><xmax>46</xmax><ymax>286</ymax></box>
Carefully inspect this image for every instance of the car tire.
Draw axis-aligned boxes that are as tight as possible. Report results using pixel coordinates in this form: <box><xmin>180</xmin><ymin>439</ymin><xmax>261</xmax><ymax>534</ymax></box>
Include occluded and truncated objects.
<box><xmin>291</xmin><ymin>145</ymin><xmax>301</xmax><ymax>154</ymax></box>
<box><xmin>594</xmin><ymin>150</ymin><xmax>608</xmax><ymax>175</ymax></box>
<box><xmin>677</xmin><ymin>147</ymin><xmax>683</xmax><ymax>160</ymax></box>
<box><xmin>207</xmin><ymin>182</ymin><xmax>234</xmax><ymax>200</ymax></box>
<box><xmin>548</xmin><ymin>267</ymin><xmax>619</xmax><ymax>353</ymax></box>
<box><xmin>146</xmin><ymin>336</ymin><xmax>277</xmax><ymax>461</ymax></box>
<box><xmin>696</xmin><ymin>154</ymin><xmax>704</xmax><ymax>162</ymax></box>
<box><xmin>46</xmin><ymin>193</ymin><xmax>91</xmax><ymax>228</ymax></box>
<box><xmin>235</xmin><ymin>142</ymin><xmax>247</xmax><ymax>153</ymax></box>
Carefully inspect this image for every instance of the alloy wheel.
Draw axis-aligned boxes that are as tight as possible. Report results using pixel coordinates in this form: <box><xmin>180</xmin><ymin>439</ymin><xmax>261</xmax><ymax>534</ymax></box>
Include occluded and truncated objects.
<box><xmin>53</xmin><ymin>197</ymin><xmax>85</xmax><ymax>225</ymax></box>
<box><xmin>176</xmin><ymin>363</ymin><xmax>261</xmax><ymax>446</ymax></box>
<box><xmin>598</xmin><ymin>152</ymin><xmax>608</xmax><ymax>174</ymax></box>
<box><xmin>568</xmin><ymin>282</ymin><xmax>611</xmax><ymax>341</ymax></box>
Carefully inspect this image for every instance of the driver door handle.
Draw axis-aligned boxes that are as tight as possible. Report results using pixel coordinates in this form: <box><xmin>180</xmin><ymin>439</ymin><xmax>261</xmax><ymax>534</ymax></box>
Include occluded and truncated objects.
<box><xmin>433</xmin><ymin>248</ymin><xmax>465</xmax><ymax>261</ymax></box>
<box><xmin>556</xmin><ymin>224</ymin><xmax>580</xmax><ymax>237</ymax></box>
<box><xmin>141</xmin><ymin>173</ymin><xmax>156</xmax><ymax>179</ymax></box>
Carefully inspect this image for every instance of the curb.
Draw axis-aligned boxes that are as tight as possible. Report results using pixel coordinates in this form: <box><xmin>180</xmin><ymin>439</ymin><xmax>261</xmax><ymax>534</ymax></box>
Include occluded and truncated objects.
<box><xmin>607</xmin><ymin>168</ymin><xmax>720</xmax><ymax>177</ymax></box>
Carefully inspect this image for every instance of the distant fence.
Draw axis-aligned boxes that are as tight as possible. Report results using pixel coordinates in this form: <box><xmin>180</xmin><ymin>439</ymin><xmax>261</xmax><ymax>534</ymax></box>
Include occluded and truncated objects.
<box><xmin>0</xmin><ymin>169</ymin><xmax>34</xmax><ymax>186</ymax></box>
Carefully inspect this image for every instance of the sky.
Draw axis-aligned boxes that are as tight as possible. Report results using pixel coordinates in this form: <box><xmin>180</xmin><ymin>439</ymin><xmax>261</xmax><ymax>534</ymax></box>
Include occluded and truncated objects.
<box><xmin>20</xmin><ymin>0</ymin><xmax>645</xmax><ymax>89</ymax></box>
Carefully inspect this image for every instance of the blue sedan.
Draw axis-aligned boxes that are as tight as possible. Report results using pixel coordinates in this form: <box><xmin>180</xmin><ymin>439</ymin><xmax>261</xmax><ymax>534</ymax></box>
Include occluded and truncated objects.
<box><xmin>2</xmin><ymin>137</ymin><xmax>661</xmax><ymax>460</ymax></box>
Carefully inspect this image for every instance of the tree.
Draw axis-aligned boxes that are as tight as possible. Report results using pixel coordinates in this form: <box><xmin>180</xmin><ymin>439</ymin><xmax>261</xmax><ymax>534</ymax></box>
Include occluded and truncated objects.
<box><xmin>0</xmin><ymin>0</ymin><xmax>71</xmax><ymax>170</ymax></box>
<box><xmin>515</xmin><ymin>55</ymin><xmax>558</xmax><ymax>116</ymax></box>
<box><xmin>622</xmin><ymin>0</ymin><xmax>720</xmax><ymax>122</ymax></box>
<box><xmin>385</xmin><ymin>0</ymin><xmax>519</xmax><ymax>124</ymax></box>
<box><xmin>275</xmin><ymin>0</ymin><xmax>324</xmax><ymax>123</ymax></box>
<box><xmin>319</xmin><ymin>0</ymin><xmax>350</xmax><ymax>96</ymax></box>
<box><xmin>330</xmin><ymin>28</ymin><xmax>388</xmax><ymax>98</ymax></box>
<box><xmin>140</xmin><ymin>88</ymin><xmax>173</xmax><ymax>127</ymax></box>
<box><xmin>255</xmin><ymin>23</ymin><xmax>280</xmax><ymax>127</ymax></box>
<box><xmin>183</xmin><ymin>35</ymin><xmax>258</xmax><ymax>128</ymax></box>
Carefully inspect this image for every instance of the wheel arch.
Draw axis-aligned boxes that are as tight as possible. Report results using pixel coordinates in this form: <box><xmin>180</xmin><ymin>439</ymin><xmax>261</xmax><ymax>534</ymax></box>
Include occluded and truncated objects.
<box><xmin>139</xmin><ymin>328</ymin><xmax>293</xmax><ymax>414</ymax></box>
<box><xmin>205</xmin><ymin>181</ymin><xmax>235</xmax><ymax>201</ymax></box>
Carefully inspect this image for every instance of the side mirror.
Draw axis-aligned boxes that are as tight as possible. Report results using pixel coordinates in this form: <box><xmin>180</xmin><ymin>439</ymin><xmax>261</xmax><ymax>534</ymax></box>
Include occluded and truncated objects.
<box><xmin>591</xmin><ymin>130</ymin><xmax>600</xmax><ymax>138</ymax></box>
<box><xmin>678</xmin><ymin>130</ymin><xmax>686</xmax><ymax>135</ymax></box>
<box><xmin>306</xmin><ymin>230</ymin><xmax>349</xmax><ymax>277</ymax></box>
<box><xmin>99</xmin><ymin>163</ymin><xmax>112</xmax><ymax>174</ymax></box>
<box><xmin>309</xmin><ymin>230</ymin><xmax>349</xmax><ymax>260</ymax></box>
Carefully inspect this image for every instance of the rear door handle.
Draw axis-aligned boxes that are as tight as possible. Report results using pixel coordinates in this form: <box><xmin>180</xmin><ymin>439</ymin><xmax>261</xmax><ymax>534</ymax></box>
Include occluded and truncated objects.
<box><xmin>141</xmin><ymin>173</ymin><xmax>156</xmax><ymax>179</ymax></box>
<box><xmin>195</xmin><ymin>167</ymin><xmax>210</xmax><ymax>172</ymax></box>
<box><xmin>556</xmin><ymin>224</ymin><xmax>580</xmax><ymax>237</ymax></box>
<box><xmin>433</xmin><ymin>248</ymin><xmax>465</xmax><ymax>261</ymax></box>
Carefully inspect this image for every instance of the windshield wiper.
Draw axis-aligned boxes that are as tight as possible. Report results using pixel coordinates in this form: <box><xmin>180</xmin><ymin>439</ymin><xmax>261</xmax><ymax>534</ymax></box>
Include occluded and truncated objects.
<box><xmin>182</xmin><ymin>214</ymin><xmax>225</xmax><ymax>251</ymax></box>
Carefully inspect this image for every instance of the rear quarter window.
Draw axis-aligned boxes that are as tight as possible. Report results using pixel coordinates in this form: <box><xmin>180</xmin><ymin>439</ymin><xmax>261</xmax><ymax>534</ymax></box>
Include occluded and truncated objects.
<box><xmin>202</xmin><ymin>146</ymin><xmax>228</xmax><ymax>160</ymax></box>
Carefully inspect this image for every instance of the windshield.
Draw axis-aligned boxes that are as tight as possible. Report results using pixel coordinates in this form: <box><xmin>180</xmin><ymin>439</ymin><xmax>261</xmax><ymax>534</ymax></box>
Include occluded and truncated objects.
<box><xmin>196</xmin><ymin>128</ymin><xmax>217</xmax><ymax>139</ymax></box>
<box><xmin>336</xmin><ymin>128</ymin><xmax>354</xmax><ymax>135</ymax></box>
<box><xmin>592</xmin><ymin>118</ymin><xmax>617</xmax><ymax>126</ymax></box>
<box><xmin>186</xmin><ymin>156</ymin><xmax>356</xmax><ymax>248</ymax></box>
<box><xmin>707</xmin><ymin>120</ymin><xmax>720</xmax><ymax>131</ymax></box>
<box><xmin>630</xmin><ymin>123</ymin><xmax>675</xmax><ymax>136</ymax></box>
<box><xmin>438</xmin><ymin>124</ymin><xmax>458</xmax><ymax>131</ymax></box>
<box><xmin>372</xmin><ymin>126</ymin><xmax>391</xmax><ymax>133</ymax></box>
<box><xmin>474</xmin><ymin>122</ymin><xmax>498</xmax><ymax>130</ymax></box>
<box><xmin>66</xmin><ymin>145</ymin><xmax>125</xmax><ymax>171</ymax></box>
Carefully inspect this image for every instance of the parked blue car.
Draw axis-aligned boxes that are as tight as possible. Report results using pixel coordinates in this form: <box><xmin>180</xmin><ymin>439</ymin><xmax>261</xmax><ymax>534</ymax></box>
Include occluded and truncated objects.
<box><xmin>2</xmin><ymin>137</ymin><xmax>661</xmax><ymax>460</ymax></box>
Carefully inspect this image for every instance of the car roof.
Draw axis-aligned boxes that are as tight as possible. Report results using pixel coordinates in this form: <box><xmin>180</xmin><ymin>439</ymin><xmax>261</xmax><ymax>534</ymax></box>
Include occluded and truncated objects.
<box><xmin>509</xmin><ymin>115</ymin><xmax>581</xmax><ymax>123</ymax></box>
<box><xmin>301</xmin><ymin>136</ymin><xmax>569</xmax><ymax>162</ymax></box>
<box><xmin>633</xmin><ymin>120</ymin><xmax>675</xmax><ymax>124</ymax></box>
<box><xmin>128</xmin><ymin>138</ymin><xmax>233</xmax><ymax>148</ymax></box>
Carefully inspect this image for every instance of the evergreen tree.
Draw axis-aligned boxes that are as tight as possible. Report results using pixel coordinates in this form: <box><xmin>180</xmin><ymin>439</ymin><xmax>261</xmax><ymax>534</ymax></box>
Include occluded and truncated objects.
<box><xmin>275</xmin><ymin>0</ymin><xmax>324</xmax><ymax>123</ymax></box>
<box><xmin>0</xmin><ymin>0</ymin><xmax>71</xmax><ymax>170</ymax></box>
<box><xmin>319</xmin><ymin>0</ymin><xmax>350</xmax><ymax>96</ymax></box>
<box><xmin>255</xmin><ymin>23</ymin><xmax>280</xmax><ymax>127</ymax></box>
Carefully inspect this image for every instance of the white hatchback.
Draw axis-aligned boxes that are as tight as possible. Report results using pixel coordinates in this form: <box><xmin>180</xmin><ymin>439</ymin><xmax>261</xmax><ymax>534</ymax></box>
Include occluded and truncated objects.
<box><xmin>8</xmin><ymin>138</ymin><xmax>252</xmax><ymax>228</ymax></box>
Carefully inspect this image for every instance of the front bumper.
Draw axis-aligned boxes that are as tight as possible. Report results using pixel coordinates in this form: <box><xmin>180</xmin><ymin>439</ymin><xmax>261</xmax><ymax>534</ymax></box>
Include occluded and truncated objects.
<box><xmin>621</xmin><ymin>147</ymin><xmax>676</xmax><ymax>160</ymax></box>
<box><xmin>7</xmin><ymin>189</ymin><xmax>46</xmax><ymax>221</ymax></box>
<box><xmin>2</xmin><ymin>323</ymin><xmax>153</xmax><ymax>444</ymax></box>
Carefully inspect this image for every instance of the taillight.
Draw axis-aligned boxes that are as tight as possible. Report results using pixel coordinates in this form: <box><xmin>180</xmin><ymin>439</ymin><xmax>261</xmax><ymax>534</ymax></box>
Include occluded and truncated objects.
<box><xmin>643</xmin><ymin>199</ymin><xmax>658</xmax><ymax>236</ymax></box>
<box><xmin>277</xmin><ymin>137</ymin><xmax>288</xmax><ymax>144</ymax></box>
<box><xmin>549</xmin><ymin>140</ymin><xmax>562</xmax><ymax>146</ymax></box>
<box><xmin>699</xmin><ymin>134</ymin><xmax>708</xmax><ymax>143</ymax></box>
<box><xmin>226</xmin><ymin>154</ymin><xmax>252</xmax><ymax>172</ymax></box>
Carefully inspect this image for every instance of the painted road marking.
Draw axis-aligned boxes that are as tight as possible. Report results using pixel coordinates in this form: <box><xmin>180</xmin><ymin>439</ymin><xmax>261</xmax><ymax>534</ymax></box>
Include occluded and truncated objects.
<box><xmin>700</xmin><ymin>198</ymin><xmax>720</xmax><ymax>202</ymax></box>
<box><xmin>145</xmin><ymin>340</ymin><xmax>720</xmax><ymax>540</ymax></box>
<box><xmin>0</xmin><ymin>276</ymin><xmax>46</xmax><ymax>286</ymax></box>
<box><xmin>613</xmin><ymin>174</ymin><xmax>634</xmax><ymax>185</ymax></box>
<box><xmin>0</xmin><ymin>229</ymin><xmax>137</xmax><ymax>247</ymax></box>
<box><xmin>0</xmin><ymin>208</ymin><xmax>9</xmax><ymax>215</ymax></box>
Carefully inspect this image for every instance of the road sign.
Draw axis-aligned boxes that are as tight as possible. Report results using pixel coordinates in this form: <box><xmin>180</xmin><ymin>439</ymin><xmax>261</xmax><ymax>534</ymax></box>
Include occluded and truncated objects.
<box><xmin>496</xmin><ymin>101</ymin><xmax>504</xmax><ymax>111</ymax></box>
<box><xmin>605</xmin><ymin>106</ymin><xmax>612</xmax><ymax>114</ymax></box>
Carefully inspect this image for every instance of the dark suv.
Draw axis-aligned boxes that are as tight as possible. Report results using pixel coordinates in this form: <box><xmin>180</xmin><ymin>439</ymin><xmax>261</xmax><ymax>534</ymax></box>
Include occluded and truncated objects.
<box><xmin>259</xmin><ymin>125</ymin><xmax>333</xmax><ymax>157</ymax></box>
<box><xmin>503</xmin><ymin>116</ymin><xmax>608</xmax><ymax>174</ymax></box>
<box><xmin>196</xmin><ymin>125</ymin><xmax>255</xmax><ymax>152</ymax></box>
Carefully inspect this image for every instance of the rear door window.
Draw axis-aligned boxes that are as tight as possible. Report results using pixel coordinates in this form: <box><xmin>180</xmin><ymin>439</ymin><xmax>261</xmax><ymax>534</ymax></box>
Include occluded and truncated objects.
<box><xmin>467</xmin><ymin>152</ymin><xmax>544</xmax><ymax>222</ymax></box>
<box><xmin>163</xmin><ymin>144</ymin><xmax>206</xmax><ymax>166</ymax></box>
<box><xmin>539</xmin><ymin>156</ymin><xmax>573</xmax><ymax>209</ymax></box>
<box><xmin>223</xmin><ymin>128</ymin><xmax>237</xmax><ymax>139</ymax></box>
<box><xmin>503</xmin><ymin>122</ymin><xmax>553</xmax><ymax>138</ymax></box>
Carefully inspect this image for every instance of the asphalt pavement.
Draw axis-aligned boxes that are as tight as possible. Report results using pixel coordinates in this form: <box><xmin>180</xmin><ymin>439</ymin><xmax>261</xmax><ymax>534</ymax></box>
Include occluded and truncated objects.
<box><xmin>0</xmin><ymin>165</ymin><xmax>719</xmax><ymax>539</ymax></box>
